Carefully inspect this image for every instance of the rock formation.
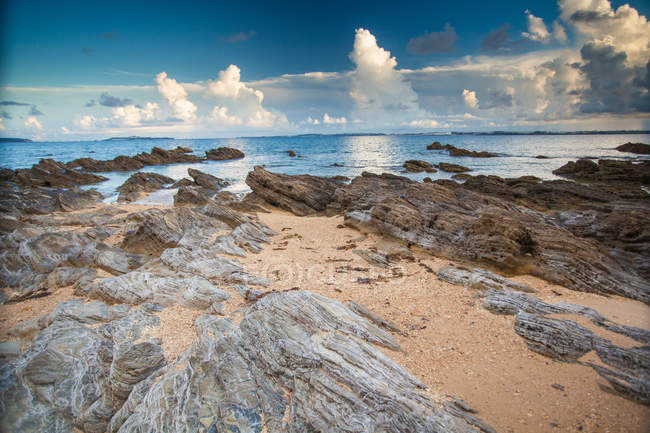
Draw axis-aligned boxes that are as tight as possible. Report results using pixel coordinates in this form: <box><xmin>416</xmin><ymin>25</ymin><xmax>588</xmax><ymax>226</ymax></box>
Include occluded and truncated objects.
<box><xmin>403</xmin><ymin>160</ymin><xmax>437</xmax><ymax>173</ymax></box>
<box><xmin>426</xmin><ymin>142</ymin><xmax>497</xmax><ymax>157</ymax></box>
<box><xmin>117</xmin><ymin>172</ymin><xmax>174</xmax><ymax>202</ymax></box>
<box><xmin>67</xmin><ymin>147</ymin><xmax>203</xmax><ymax>172</ymax></box>
<box><xmin>616</xmin><ymin>142</ymin><xmax>650</xmax><ymax>154</ymax></box>
<box><xmin>205</xmin><ymin>147</ymin><xmax>245</xmax><ymax>160</ymax></box>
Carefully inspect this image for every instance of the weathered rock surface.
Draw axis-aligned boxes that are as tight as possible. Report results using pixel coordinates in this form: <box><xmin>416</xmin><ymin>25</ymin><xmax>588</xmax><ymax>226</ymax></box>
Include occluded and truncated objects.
<box><xmin>247</xmin><ymin>168</ymin><xmax>650</xmax><ymax>303</ymax></box>
<box><xmin>205</xmin><ymin>147</ymin><xmax>245</xmax><ymax>160</ymax></box>
<box><xmin>403</xmin><ymin>160</ymin><xmax>437</xmax><ymax>173</ymax></box>
<box><xmin>553</xmin><ymin>158</ymin><xmax>650</xmax><ymax>185</ymax></box>
<box><xmin>0</xmin><ymin>183</ymin><xmax>103</xmax><ymax>217</ymax></box>
<box><xmin>112</xmin><ymin>290</ymin><xmax>484</xmax><ymax>433</ymax></box>
<box><xmin>117</xmin><ymin>172</ymin><xmax>174</xmax><ymax>202</ymax></box>
<box><xmin>0</xmin><ymin>301</ymin><xmax>165</xmax><ymax>433</ymax></box>
<box><xmin>437</xmin><ymin>162</ymin><xmax>471</xmax><ymax>173</ymax></box>
<box><xmin>427</xmin><ymin>142</ymin><xmax>498</xmax><ymax>157</ymax></box>
<box><xmin>245</xmin><ymin>165</ymin><xmax>340</xmax><ymax>215</ymax></box>
<box><xmin>67</xmin><ymin>146</ymin><xmax>202</xmax><ymax>172</ymax></box>
<box><xmin>438</xmin><ymin>265</ymin><xmax>536</xmax><ymax>293</ymax></box>
<box><xmin>476</xmin><ymin>287</ymin><xmax>650</xmax><ymax>405</ymax></box>
<box><xmin>187</xmin><ymin>168</ymin><xmax>228</xmax><ymax>190</ymax></box>
<box><xmin>616</xmin><ymin>142</ymin><xmax>650</xmax><ymax>154</ymax></box>
<box><xmin>1</xmin><ymin>159</ymin><xmax>108</xmax><ymax>187</ymax></box>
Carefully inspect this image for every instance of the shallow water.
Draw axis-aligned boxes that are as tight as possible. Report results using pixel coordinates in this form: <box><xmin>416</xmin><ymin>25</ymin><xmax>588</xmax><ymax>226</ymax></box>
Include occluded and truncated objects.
<box><xmin>1</xmin><ymin>134</ymin><xmax>648</xmax><ymax>203</ymax></box>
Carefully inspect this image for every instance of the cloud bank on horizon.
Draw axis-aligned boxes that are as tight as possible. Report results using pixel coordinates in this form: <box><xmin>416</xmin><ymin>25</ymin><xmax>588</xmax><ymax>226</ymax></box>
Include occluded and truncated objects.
<box><xmin>0</xmin><ymin>0</ymin><xmax>648</xmax><ymax>139</ymax></box>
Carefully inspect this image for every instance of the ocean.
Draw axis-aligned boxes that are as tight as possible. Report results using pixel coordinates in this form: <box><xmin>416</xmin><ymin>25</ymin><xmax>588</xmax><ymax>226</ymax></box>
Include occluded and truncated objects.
<box><xmin>1</xmin><ymin>133</ymin><xmax>649</xmax><ymax>204</ymax></box>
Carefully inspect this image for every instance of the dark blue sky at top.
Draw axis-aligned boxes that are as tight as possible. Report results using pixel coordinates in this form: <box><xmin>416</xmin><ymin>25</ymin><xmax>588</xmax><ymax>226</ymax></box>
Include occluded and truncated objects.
<box><xmin>1</xmin><ymin>0</ymin><xmax>648</xmax><ymax>87</ymax></box>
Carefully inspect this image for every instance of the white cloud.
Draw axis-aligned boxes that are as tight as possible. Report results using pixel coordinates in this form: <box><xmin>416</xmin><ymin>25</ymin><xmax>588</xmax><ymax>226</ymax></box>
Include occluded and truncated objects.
<box><xmin>156</xmin><ymin>72</ymin><xmax>197</xmax><ymax>121</ymax></box>
<box><xmin>60</xmin><ymin>126</ymin><xmax>70</xmax><ymax>134</ymax></box>
<box><xmin>407</xmin><ymin>119</ymin><xmax>439</xmax><ymax>128</ymax></box>
<box><xmin>24</xmin><ymin>116</ymin><xmax>42</xmax><ymax>130</ymax></box>
<box><xmin>0</xmin><ymin>118</ymin><xmax>4</xmax><ymax>131</ymax></box>
<box><xmin>207</xmin><ymin>65</ymin><xmax>264</xmax><ymax>103</ymax></box>
<box><xmin>210</xmin><ymin>106</ymin><xmax>243</xmax><ymax>125</ymax></box>
<box><xmin>112</xmin><ymin>102</ymin><xmax>159</xmax><ymax>126</ymax></box>
<box><xmin>349</xmin><ymin>28</ymin><xmax>422</xmax><ymax>123</ymax></box>
<box><xmin>523</xmin><ymin>10</ymin><xmax>551</xmax><ymax>42</ymax></box>
<box><xmin>305</xmin><ymin>116</ymin><xmax>320</xmax><ymax>125</ymax></box>
<box><xmin>462</xmin><ymin>89</ymin><xmax>479</xmax><ymax>108</ymax></box>
<box><xmin>76</xmin><ymin>114</ymin><xmax>102</xmax><ymax>130</ymax></box>
<box><xmin>559</xmin><ymin>0</ymin><xmax>650</xmax><ymax>66</ymax></box>
<box><xmin>553</xmin><ymin>21</ymin><xmax>568</xmax><ymax>42</ymax></box>
<box><xmin>323</xmin><ymin>113</ymin><xmax>347</xmax><ymax>124</ymax></box>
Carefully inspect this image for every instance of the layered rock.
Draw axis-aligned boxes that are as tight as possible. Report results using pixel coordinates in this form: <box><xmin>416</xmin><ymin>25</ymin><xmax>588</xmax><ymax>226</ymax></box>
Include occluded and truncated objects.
<box><xmin>205</xmin><ymin>147</ymin><xmax>245</xmax><ymax>160</ymax></box>
<box><xmin>246</xmin><ymin>168</ymin><xmax>650</xmax><ymax>303</ymax></box>
<box><xmin>1</xmin><ymin>159</ymin><xmax>108</xmax><ymax>187</ymax></box>
<box><xmin>427</xmin><ymin>142</ymin><xmax>498</xmax><ymax>157</ymax></box>
<box><xmin>616</xmin><ymin>142</ymin><xmax>650</xmax><ymax>154</ymax></box>
<box><xmin>112</xmin><ymin>290</ymin><xmax>486</xmax><ymax>433</ymax></box>
<box><xmin>67</xmin><ymin>146</ymin><xmax>203</xmax><ymax>172</ymax></box>
<box><xmin>0</xmin><ymin>183</ymin><xmax>103</xmax><ymax>218</ymax></box>
<box><xmin>437</xmin><ymin>162</ymin><xmax>471</xmax><ymax>173</ymax></box>
<box><xmin>403</xmin><ymin>160</ymin><xmax>437</xmax><ymax>173</ymax></box>
<box><xmin>187</xmin><ymin>168</ymin><xmax>228</xmax><ymax>190</ymax></box>
<box><xmin>117</xmin><ymin>172</ymin><xmax>174</xmax><ymax>202</ymax></box>
<box><xmin>553</xmin><ymin>158</ymin><xmax>650</xmax><ymax>185</ymax></box>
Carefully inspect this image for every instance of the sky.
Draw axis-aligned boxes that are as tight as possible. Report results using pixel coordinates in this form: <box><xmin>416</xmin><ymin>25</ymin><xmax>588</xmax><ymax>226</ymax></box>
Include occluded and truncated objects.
<box><xmin>0</xmin><ymin>0</ymin><xmax>649</xmax><ymax>139</ymax></box>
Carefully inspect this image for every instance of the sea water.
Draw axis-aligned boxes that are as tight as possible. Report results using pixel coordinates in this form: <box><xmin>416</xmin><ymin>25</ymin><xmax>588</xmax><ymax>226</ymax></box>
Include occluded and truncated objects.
<box><xmin>1</xmin><ymin>134</ymin><xmax>648</xmax><ymax>203</ymax></box>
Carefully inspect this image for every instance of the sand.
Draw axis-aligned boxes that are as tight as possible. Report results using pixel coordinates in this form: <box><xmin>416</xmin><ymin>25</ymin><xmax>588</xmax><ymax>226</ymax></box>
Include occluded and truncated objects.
<box><xmin>2</xmin><ymin>203</ymin><xmax>649</xmax><ymax>433</ymax></box>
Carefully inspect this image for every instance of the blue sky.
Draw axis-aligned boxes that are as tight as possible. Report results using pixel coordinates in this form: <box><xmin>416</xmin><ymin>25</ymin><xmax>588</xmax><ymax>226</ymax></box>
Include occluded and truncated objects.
<box><xmin>1</xmin><ymin>0</ymin><xmax>648</xmax><ymax>139</ymax></box>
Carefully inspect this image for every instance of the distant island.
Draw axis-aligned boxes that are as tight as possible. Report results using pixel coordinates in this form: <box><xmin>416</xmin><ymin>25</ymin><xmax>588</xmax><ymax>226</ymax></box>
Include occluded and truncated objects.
<box><xmin>0</xmin><ymin>137</ymin><xmax>32</xmax><ymax>143</ymax></box>
<box><xmin>101</xmin><ymin>136</ymin><xmax>174</xmax><ymax>141</ymax></box>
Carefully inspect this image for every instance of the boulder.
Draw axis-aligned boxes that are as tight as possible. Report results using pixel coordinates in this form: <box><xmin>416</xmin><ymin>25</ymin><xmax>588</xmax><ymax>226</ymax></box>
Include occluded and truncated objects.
<box><xmin>616</xmin><ymin>142</ymin><xmax>650</xmax><ymax>155</ymax></box>
<box><xmin>187</xmin><ymin>168</ymin><xmax>228</xmax><ymax>190</ymax></box>
<box><xmin>205</xmin><ymin>147</ymin><xmax>245</xmax><ymax>160</ymax></box>
<box><xmin>286</xmin><ymin>149</ymin><xmax>296</xmax><ymax>157</ymax></box>
<box><xmin>403</xmin><ymin>160</ymin><xmax>437</xmax><ymax>173</ymax></box>
<box><xmin>117</xmin><ymin>172</ymin><xmax>174</xmax><ymax>202</ymax></box>
<box><xmin>437</xmin><ymin>162</ymin><xmax>471</xmax><ymax>173</ymax></box>
<box><xmin>553</xmin><ymin>158</ymin><xmax>650</xmax><ymax>184</ymax></box>
<box><xmin>426</xmin><ymin>142</ymin><xmax>497</xmax><ymax>157</ymax></box>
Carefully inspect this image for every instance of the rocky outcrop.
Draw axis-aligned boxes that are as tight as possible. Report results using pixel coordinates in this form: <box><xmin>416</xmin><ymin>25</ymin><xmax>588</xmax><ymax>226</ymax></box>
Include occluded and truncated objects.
<box><xmin>403</xmin><ymin>160</ymin><xmax>437</xmax><ymax>173</ymax></box>
<box><xmin>246</xmin><ymin>168</ymin><xmax>650</xmax><ymax>303</ymax></box>
<box><xmin>427</xmin><ymin>142</ymin><xmax>497</xmax><ymax>157</ymax></box>
<box><xmin>553</xmin><ymin>158</ymin><xmax>650</xmax><ymax>185</ymax></box>
<box><xmin>245</xmin><ymin>165</ymin><xmax>340</xmax><ymax>215</ymax></box>
<box><xmin>286</xmin><ymin>149</ymin><xmax>297</xmax><ymax>157</ymax></box>
<box><xmin>187</xmin><ymin>168</ymin><xmax>228</xmax><ymax>190</ymax></box>
<box><xmin>616</xmin><ymin>142</ymin><xmax>650</xmax><ymax>154</ymax></box>
<box><xmin>0</xmin><ymin>301</ymin><xmax>166</xmax><ymax>433</ymax></box>
<box><xmin>437</xmin><ymin>265</ymin><xmax>536</xmax><ymax>293</ymax></box>
<box><xmin>112</xmin><ymin>290</ymin><xmax>485</xmax><ymax>433</ymax></box>
<box><xmin>117</xmin><ymin>172</ymin><xmax>174</xmax><ymax>202</ymax></box>
<box><xmin>0</xmin><ymin>183</ymin><xmax>103</xmax><ymax>217</ymax></box>
<box><xmin>67</xmin><ymin>147</ymin><xmax>203</xmax><ymax>172</ymax></box>
<box><xmin>477</xmin><ymin>287</ymin><xmax>650</xmax><ymax>406</ymax></box>
<box><xmin>437</xmin><ymin>162</ymin><xmax>471</xmax><ymax>173</ymax></box>
<box><xmin>205</xmin><ymin>147</ymin><xmax>245</xmax><ymax>160</ymax></box>
<box><xmin>1</xmin><ymin>159</ymin><xmax>108</xmax><ymax>187</ymax></box>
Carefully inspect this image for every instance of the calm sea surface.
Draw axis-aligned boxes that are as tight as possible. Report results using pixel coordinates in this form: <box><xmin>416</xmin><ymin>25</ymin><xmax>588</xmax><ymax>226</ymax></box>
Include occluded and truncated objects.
<box><xmin>1</xmin><ymin>134</ymin><xmax>649</xmax><ymax>203</ymax></box>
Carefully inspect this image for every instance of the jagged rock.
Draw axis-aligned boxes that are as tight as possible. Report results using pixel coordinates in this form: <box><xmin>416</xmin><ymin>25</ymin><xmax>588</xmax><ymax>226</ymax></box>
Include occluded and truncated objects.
<box><xmin>28</xmin><ymin>206</ymin><xmax>126</xmax><ymax>227</ymax></box>
<box><xmin>286</xmin><ymin>149</ymin><xmax>297</xmax><ymax>157</ymax></box>
<box><xmin>112</xmin><ymin>290</ymin><xmax>484</xmax><ymax>433</ymax></box>
<box><xmin>231</xmin><ymin>221</ymin><xmax>275</xmax><ymax>252</ymax></box>
<box><xmin>187</xmin><ymin>168</ymin><xmax>228</xmax><ymax>190</ymax></box>
<box><xmin>247</xmin><ymin>168</ymin><xmax>649</xmax><ymax>302</ymax></box>
<box><xmin>117</xmin><ymin>172</ymin><xmax>174</xmax><ymax>202</ymax></box>
<box><xmin>4</xmin><ymin>159</ymin><xmax>108</xmax><ymax>187</ymax></box>
<box><xmin>403</xmin><ymin>160</ymin><xmax>437</xmax><ymax>173</ymax></box>
<box><xmin>0</xmin><ymin>183</ymin><xmax>103</xmax><ymax>215</ymax></box>
<box><xmin>437</xmin><ymin>162</ymin><xmax>471</xmax><ymax>173</ymax></box>
<box><xmin>86</xmin><ymin>271</ymin><xmax>230</xmax><ymax>310</ymax></box>
<box><xmin>426</xmin><ymin>142</ymin><xmax>497</xmax><ymax>157</ymax></box>
<box><xmin>68</xmin><ymin>146</ymin><xmax>202</xmax><ymax>172</ymax></box>
<box><xmin>452</xmin><ymin>173</ymin><xmax>472</xmax><ymax>181</ymax></box>
<box><xmin>245</xmin><ymin>165</ymin><xmax>340</xmax><ymax>215</ymax></box>
<box><xmin>205</xmin><ymin>147</ymin><xmax>245</xmax><ymax>160</ymax></box>
<box><xmin>231</xmin><ymin>284</ymin><xmax>263</xmax><ymax>301</ymax></box>
<box><xmin>437</xmin><ymin>265</ymin><xmax>536</xmax><ymax>293</ymax></box>
<box><xmin>170</xmin><ymin>177</ymin><xmax>193</xmax><ymax>188</ymax></box>
<box><xmin>553</xmin><ymin>158</ymin><xmax>650</xmax><ymax>184</ymax></box>
<box><xmin>173</xmin><ymin>185</ymin><xmax>211</xmax><ymax>205</ymax></box>
<box><xmin>616</xmin><ymin>142</ymin><xmax>650</xmax><ymax>154</ymax></box>
<box><xmin>0</xmin><ymin>302</ymin><xmax>164</xmax><ymax>433</ymax></box>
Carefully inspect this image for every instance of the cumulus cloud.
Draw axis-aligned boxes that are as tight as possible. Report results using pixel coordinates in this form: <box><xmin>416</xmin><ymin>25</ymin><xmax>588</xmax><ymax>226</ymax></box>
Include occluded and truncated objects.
<box><xmin>98</xmin><ymin>92</ymin><xmax>134</xmax><ymax>107</ymax></box>
<box><xmin>407</xmin><ymin>119</ymin><xmax>439</xmax><ymax>128</ymax></box>
<box><xmin>156</xmin><ymin>72</ymin><xmax>198</xmax><ymax>121</ymax></box>
<box><xmin>0</xmin><ymin>118</ymin><xmax>4</xmax><ymax>131</ymax></box>
<box><xmin>60</xmin><ymin>126</ymin><xmax>70</xmax><ymax>134</ymax></box>
<box><xmin>76</xmin><ymin>115</ymin><xmax>99</xmax><ymax>129</ymax></box>
<box><xmin>349</xmin><ymin>28</ymin><xmax>424</xmax><ymax>124</ymax></box>
<box><xmin>522</xmin><ymin>10</ymin><xmax>551</xmax><ymax>42</ymax></box>
<box><xmin>112</xmin><ymin>102</ymin><xmax>160</xmax><ymax>126</ymax></box>
<box><xmin>227</xmin><ymin>30</ymin><xmax>257</xmax><ymax>43</ymax></box>
<box><xmin>305</xmin><ymin>116</ymin><xmax>320</xmax><ymax>125</ymax></box>
<box><xmin>407</xmin><ymin>23</ymin><xmax>458</xmax><ymax>54</ymax></box>
<box><xmin>205</xmin><ymin>64</ymin><xmax>286</xmax><ymax>128</ymax></box>
<box><xmin>462</xmin><ymin>89</ymin><xmax>478</xmax><ymax>108</ymax></box>
<box><xmin>323</xmin><ymin>113</ymin><xmax>347</xmax><ymax>124</ymax></box>
<box><xmin>553</xmin><ymin>21</ymin><xmax>568</xmax><ymax>42</ymax></box>
<box><xmin>24</xmin><ymin>117</ymin><xmax>42</xmax><ymax>130</ymax></box>
<box><xmin>481</xmin><ymin>87</ymin><xmax>515</xmax><ymax>109</ymax></box>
